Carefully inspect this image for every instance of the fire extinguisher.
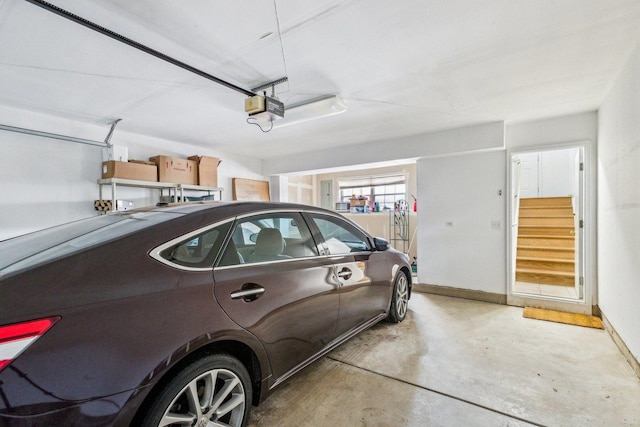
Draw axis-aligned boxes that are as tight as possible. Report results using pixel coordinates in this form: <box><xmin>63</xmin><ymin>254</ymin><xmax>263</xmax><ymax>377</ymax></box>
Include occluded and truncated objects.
<box><xmin>411</xmin><ymin>195</ymin><xmax>417</xmax><ymax>212</ymax></box>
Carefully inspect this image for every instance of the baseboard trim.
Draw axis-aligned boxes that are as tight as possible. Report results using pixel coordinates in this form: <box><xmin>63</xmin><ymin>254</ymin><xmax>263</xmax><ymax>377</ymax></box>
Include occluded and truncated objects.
<box><xmin>413</xmin><ymin>283</ymin><xmax>507</xmax><ymax>305</ymax></box>
<box><xmin>600</xmin><ymin>310</ymin><xmax>640</xmax><ymax>379</ymax></box>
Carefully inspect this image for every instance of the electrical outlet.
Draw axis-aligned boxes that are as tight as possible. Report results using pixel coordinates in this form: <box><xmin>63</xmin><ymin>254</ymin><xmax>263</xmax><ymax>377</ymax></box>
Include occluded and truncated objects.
<box><xmin>446</xmin><ymin>221</ymin><xmax>454</xmax><ymax>227</ymax></box>
<box><xmin>492</xmin><ymin>220</ymin><xmax>501</xmax><ymax>230</ymax></box>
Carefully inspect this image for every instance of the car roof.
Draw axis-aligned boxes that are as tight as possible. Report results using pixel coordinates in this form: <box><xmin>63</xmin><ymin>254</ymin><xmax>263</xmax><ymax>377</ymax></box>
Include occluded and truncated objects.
<box><xmin>141</xmin><ymin>200</ymin><xmax>331</xmax><ymax>215</ymax></box>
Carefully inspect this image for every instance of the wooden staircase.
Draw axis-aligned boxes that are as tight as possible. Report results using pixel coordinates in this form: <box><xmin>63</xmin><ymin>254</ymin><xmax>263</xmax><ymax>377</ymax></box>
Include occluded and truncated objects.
<box><xmin>516</xmin><ymin>197</ymin><xmax>576</xmax><ymax>286</ymax></box>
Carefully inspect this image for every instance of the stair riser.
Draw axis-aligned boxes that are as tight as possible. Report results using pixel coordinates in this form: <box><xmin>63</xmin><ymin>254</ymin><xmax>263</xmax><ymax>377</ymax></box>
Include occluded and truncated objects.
<box><xmin>516</xmin><ymin>272</ymin><xmax>575</xmax><ymax>286</ymax></box>
<box><xmin>519</xmin><ymin>208</ymin><xmax>574</xmax><ymax>217</ymax></box>
<box><xmin>517</xmin><ymin>259</ymin><xmax>574</xmax><ymax>272</ymax></box>
<box><xmin>518</xmin><ymin>237</ymin><xmax>574</xmax><ymax>248</ymax></box>
<box><xmin>520</xmin><ymin>197</ymin><xmax>573</xmax><ymax>208</ymax></box>
<box><xmin>518</xmin><ymin>227</ymin><xmax>575</xmax><ymax>236</ymax></box>
<box><xmin>519</xmin><ymin>217</ymin><xmax>575</xmax><ymax>227</ymax></box>
<box><xmin>517</xmin><ymin>248</ymin><xmax>574</xmax><ymax>259</ymax></box>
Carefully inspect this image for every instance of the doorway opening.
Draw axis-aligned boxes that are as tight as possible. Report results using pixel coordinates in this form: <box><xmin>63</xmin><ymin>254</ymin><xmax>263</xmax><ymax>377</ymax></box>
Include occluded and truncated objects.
<box><xmin>509</xmin><ymin>145</ymin><xmax>586</xmax><ymax>308</ymax></box>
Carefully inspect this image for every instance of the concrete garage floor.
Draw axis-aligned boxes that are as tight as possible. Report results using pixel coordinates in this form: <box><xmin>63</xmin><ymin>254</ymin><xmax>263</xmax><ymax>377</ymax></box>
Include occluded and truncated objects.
<box><xmin>248</xmin><ymin>292</ymin><xmax>640</xmax><ymax>426</ymax></box>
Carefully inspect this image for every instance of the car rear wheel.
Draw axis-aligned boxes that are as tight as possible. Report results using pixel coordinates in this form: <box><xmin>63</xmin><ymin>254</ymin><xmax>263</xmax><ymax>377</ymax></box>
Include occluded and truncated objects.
<box><xmin>141</xmin><ymin>354</ymin><xmax>252</xmax><ymax>427</ymax></box>
<box><xmin>387</xmin><ymin>271</ymin><xmax>409</xmax><ymax>323</ymax></box>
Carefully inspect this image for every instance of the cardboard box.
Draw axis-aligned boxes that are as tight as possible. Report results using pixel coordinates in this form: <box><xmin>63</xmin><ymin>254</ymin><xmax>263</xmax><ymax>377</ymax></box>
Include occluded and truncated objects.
<box><xmin>350</xmin><ymin>199</ymin><xmax>369</xmax><ymax>207</ymax></box>
<box><xmin>149</xmin><ymin>155</ymin><xmax>198</xmax><ymax>185</ymax></box>
<box><xmin>102</xmin><ymin>160</ymin><xmax>157</xmax><ymax>182</ymax></box>
<box><xmin>188</xmin><ymin>156</ymin><xmax>221</xmax><ymax>187</ymax></box>
<box><xmin>232</xmin><ymin>178</ymin><xmax>270</xmax><ymax>201</ymax></box>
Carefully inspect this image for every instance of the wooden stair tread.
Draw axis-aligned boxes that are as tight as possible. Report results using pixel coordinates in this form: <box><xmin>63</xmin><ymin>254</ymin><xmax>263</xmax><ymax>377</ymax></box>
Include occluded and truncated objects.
<box><xmin>516</xmin><ymin>268</ymin><xmax>575</xmax><ymax>277</ymax></box>
<box><xmin>517</xmin><ymin>245</ymin><xmax>573</xmax><ymax>251</ymax></box>
<box><xmin>517</xmin><ymin>256</ymin><xmax>574</xmax><ymax>264</ymax></box>
<box><xmin>520</xmin><ymin>205</ymin><xmax>573</xmax><ymax>211</ymax></box>
<box><xmin>519</xmin><ymin>235</ymin><xmax>574</xmax><ymax>239</ymax></box>
<box><xmin>519</xmin><ymin>225</ymin><xmax>573</xmax><ymax>228</ymax></box>
<box><xmin>518</xmin><ymin>215</ymin><xmax>574</xmax><ymax>219</ymax></box>
<box><xmin>521</xmin><ymin>197</ymin><xmax>571</xmax><ymax>200</ymax></box>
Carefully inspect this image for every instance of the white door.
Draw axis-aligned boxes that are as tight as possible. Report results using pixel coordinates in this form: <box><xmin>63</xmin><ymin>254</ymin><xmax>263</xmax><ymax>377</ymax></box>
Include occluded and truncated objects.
<box><xmin>320</xmin><ymin>180</ymin><xmax>333</xmax><ymax>209</ymax></box>
<box><xmin>517</xmin><ymin>152</ymin><xmax>539</xmax><ymax>198</ymax></box>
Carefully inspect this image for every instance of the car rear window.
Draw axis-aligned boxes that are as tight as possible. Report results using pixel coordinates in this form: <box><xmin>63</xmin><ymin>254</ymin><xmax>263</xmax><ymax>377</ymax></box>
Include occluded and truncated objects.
<box><xmin>0</xmin><ymin>211</ymin><xmax>177</xmax><ymax>278</ymax></box>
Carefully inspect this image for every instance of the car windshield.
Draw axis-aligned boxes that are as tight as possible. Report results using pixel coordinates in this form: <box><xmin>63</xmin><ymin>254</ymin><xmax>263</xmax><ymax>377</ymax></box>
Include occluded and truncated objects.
<box><xmin>0</xmin><ymin>211</ymin><xmax>178</xmax><ymax>278</ymax></box>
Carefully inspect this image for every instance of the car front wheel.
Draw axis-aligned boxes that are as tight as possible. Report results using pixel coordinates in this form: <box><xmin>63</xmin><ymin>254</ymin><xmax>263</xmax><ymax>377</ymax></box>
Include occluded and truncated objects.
<box><xmin>387</xmin><ymin>271</ymin><xmax>409</xmax><ymax>323</ymax></box>
<box><xmin>141</xmin><ymin>354</ymin><xmax>252</xmax><ymax>427</ymax></box>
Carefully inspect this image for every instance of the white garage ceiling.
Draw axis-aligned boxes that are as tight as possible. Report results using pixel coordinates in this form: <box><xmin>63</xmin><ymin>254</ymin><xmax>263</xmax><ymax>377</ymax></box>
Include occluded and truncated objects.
<box><xmin>1</xmin><ymin>0</ymin><xmax>639</xmax><ymax>159</ymax></box>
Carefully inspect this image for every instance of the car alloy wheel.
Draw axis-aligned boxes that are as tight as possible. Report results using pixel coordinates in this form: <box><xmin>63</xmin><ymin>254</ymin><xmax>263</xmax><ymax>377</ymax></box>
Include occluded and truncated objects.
<box><xmin>388</xmin><ymin>272</ymin><xmax>409</xmax><ymax>323</ymax></box>
<box><xmin>143</xmin><ymin>354</ymin><xmax>251</xmax><ymax>427</ymax></box>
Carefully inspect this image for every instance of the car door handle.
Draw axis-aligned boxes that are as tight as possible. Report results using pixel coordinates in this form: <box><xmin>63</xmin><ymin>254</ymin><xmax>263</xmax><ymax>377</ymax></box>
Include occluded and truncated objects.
<box><xmin>231</xmin><ymin>286</ymin><xmax>265</xmax><ymax>301</ymax></box>
<box><xmin>337</xmin><ymin>268</ymin><xmax>352</xmax><ymax>280</ymax></box>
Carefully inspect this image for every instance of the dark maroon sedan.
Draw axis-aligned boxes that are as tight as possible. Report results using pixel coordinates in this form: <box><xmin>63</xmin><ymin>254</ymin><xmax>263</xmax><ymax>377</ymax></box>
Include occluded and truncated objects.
<box><xmin>0</xmin><ymin>202</ymin><xmax>411</xmax><ymax>426</ymax></box>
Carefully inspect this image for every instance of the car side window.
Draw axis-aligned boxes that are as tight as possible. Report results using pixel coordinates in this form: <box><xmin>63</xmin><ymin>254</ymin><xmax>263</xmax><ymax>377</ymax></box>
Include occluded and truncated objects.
<box><xmin>218</xmin><ymin>213</ymin><xmax>319</xmax><ymax>266</ymax></box>
<box><xmin>159</xmin><ymin>222</ymin><xmax>231</xmax><ymax>268</ymax></box>
<box><xmin>309</xmin><ymin>214</ymin><xmax>372</xmax><ymax>255</ymax></box>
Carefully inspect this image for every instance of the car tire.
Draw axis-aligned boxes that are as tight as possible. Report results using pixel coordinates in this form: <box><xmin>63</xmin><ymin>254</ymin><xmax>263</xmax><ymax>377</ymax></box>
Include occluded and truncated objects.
<box><xmin>141</xmin><ymin>354</ymin><xmax>252</xmax><ymax>427</ymax></box>
<box><xmin>387</xmin><ymin>271</ymin><xmax>409</xmax><ymax>323</ymax></box>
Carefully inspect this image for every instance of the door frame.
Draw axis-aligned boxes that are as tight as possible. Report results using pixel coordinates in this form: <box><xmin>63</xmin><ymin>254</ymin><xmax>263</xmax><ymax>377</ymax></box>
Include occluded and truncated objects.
<box><xmin>506</xmin><ymin>140</ymin><xmax>596</xmax><ymax>315</ymax></box>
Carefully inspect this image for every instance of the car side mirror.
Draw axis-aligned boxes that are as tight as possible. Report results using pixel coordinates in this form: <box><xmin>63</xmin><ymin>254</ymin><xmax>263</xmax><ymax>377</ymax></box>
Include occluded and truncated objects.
<box><xmin>373</xmin><ymin>237</ymin><xmax>389</xmax><ymax>251</ymax></box>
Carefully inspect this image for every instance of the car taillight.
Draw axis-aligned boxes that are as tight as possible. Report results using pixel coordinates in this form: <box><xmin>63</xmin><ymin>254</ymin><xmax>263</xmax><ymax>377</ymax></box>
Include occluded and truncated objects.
<box><xmin>0</xmin><ymin>317</ymin><xmax>60</xmax><ymax>372</ymax></box>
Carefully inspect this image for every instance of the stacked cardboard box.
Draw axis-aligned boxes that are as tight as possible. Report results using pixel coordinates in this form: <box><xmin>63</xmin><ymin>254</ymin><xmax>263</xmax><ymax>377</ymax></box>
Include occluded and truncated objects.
<box><xmin>102</xmin><ymin>155</ymin><xmax>220</xmax><ymax>187</ymax></box>
<box><xmin>149</xmin><ymin>155</ymin><xmax>198</xmax><ymax>185</ymax></box>
<box><xmin>101</xmin><ymin>160</ymin><xmax>157</xmax><ymax>182</ymax></box>
<box><xmin>189</xmin><ymin>156</ymin><xmax>221</xmax><ymax>187</ymax></box>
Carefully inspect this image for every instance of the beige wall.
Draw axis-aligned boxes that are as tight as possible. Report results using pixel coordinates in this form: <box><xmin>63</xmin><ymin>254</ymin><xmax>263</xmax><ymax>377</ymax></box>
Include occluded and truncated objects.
<box><xmin>287</xmin><ymin>175</ymin><xmax>314</xmax><ymax>205</ymax></box>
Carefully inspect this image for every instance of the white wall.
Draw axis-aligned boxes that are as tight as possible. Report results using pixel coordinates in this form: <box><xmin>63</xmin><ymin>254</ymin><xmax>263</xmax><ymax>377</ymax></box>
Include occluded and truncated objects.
<box><xmin>0</xmin><ymin>106</ymin><xmax>264</xmax><ymax>240</ymax></box>
<box><xmin>539</xmin><ymin>148</ymin><xmax>579</xmax><ymax>197</ymax></box>
<box><xmin>515</xmin><ymin>148</ymin><xmax>579</xmax><ymax>198</ymax></box>
<box><xmin>597</xmin><ymin>43</ymin><xmax>640</xmax><ymax>362</ymax></box>
<box><xmin>506</xmin><ymin>112</ymin><xmax>597</xmax><ymax>149</ymax></box>
<box><xmin>417</xmin><ymin>151</ymin><xmax>506</xmax><ymax>294</ymax></box>
<box><xmin>263</xmin><ymin>122</ymin><xmax>504</xmax><ymax>176</ymax></box>
<box><xmin>414</xmin><ymin>113</ymin><xmax>597</xmax><ymax>296</ymax></box>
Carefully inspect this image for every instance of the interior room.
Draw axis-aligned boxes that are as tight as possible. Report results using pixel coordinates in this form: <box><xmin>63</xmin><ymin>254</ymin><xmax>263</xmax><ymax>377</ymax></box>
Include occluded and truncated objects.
<box><xmin>1</xmin><ymin>1</ymin><xmax>639</xmax><ymax>426</ymax></box>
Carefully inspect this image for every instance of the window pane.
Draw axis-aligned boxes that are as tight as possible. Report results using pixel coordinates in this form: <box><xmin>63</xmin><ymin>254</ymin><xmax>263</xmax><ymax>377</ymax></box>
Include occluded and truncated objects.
<box><xmin>338</xmin><ymin>175</ymin><xmax>406</xmax><ymax>210</ymax></box>
<box><xmin>310</xmin><ymin>214</ymin><xmax>371</xmax><ymax>254</ymax></box>
<box><xmin>160</xmin><ymin>222</ymin><xmax>232</xmax><ymax>268</ymax></box>
<box><xmin>219</xmin><ymin>213</ymin><xmax>318</xmax><ymax>266</ymax></box>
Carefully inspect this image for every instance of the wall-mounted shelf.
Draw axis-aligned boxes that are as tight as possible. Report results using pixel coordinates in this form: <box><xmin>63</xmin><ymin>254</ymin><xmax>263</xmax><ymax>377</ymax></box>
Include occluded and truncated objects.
<box><xmin>97</xmin><ymin>178</ymin><xmax>223</xmax><ymax>211</ymax></box>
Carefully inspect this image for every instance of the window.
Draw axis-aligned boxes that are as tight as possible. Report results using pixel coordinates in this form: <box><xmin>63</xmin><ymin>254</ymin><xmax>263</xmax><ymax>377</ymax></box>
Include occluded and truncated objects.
<box><xmin>218</xmin><ymin>213</ymin><xmax>318</xmax><ymax>266</ymax></box>
<box><xmin>1</xmin><ymin>212</ymin><xmax>177</xmax><ymax>278</ymax></box>
<box><xmin>160</xmin><ymin>222</ymin><xmax>232</xmax><ymax>268</ymax></box>
<box><xmin>338</xmin><ymin>174</ymin><xmax>406</xmax><ymax>210</ymax></box>
<box><xmin>309</xmin><ymin>214</ymin><xmax>371</xmax><ymax>254</ymax></box>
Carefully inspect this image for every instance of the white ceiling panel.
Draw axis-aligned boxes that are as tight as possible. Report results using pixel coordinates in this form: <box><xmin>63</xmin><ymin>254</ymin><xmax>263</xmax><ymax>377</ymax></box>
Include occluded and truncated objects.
<box><xmin>1</xmin><ymin>0</ymin><xmax>639</xmax><ymax>159</ymax></box>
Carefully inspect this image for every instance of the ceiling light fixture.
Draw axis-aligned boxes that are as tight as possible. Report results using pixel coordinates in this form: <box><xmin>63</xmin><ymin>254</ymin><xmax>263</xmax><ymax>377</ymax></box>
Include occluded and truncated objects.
<box><xmin>272</xmin><ymin>95</ymin><xmax>347</xmax><ymax>129</ymax></box>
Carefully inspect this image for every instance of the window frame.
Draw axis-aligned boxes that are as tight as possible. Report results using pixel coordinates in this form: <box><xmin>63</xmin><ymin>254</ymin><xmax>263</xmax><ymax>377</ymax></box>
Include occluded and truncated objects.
<box><xmin>150</xmin><ymin>209</ymin><xmax>376</xmax><ymax>272</ymax></box>
<box><xmin>149</xmin><ymin>217</ymin><xmax>235</xmax><ymax>272</ymax></box>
